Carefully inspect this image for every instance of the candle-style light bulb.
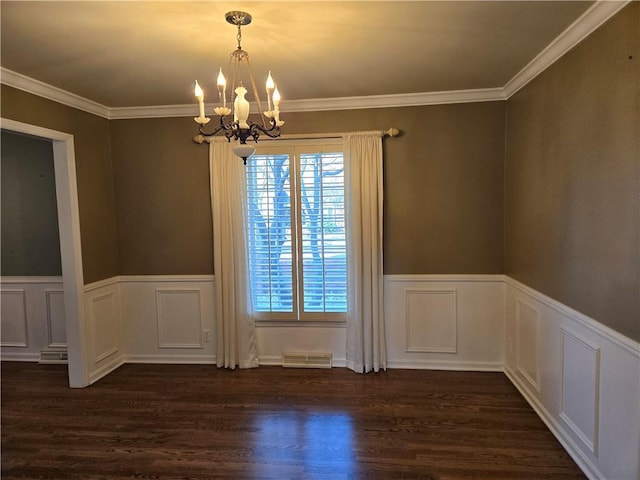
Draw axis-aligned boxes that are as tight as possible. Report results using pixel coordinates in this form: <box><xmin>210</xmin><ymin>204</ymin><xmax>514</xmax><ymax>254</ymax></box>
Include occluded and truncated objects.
<box><xmin>217</xmin><ymin>68</ymin><xmax>227</xmax><ymax>108</ymax></box>
<box><xmin>194</xmin><ymin>80</ymin><xmax>205</xmax><ymax>119</ymax></box>
<box><xmin>272</xmin><ymin>85</ymin><xmax>281</xmax><ymax>124</ymax></box>
<box><xmin>266</xmin><ymin>71</ymin><xmax>275</xmax><ymax>112</ymax></box>
<box><xmin>194</xmin><ymin>80</ymin><xmax>204</xmax><ymax>101</ymax></box>
<box><xmin>266</xmin><ymin>72</ymin><xmax>275</xmax><ymax>92</ymax></box>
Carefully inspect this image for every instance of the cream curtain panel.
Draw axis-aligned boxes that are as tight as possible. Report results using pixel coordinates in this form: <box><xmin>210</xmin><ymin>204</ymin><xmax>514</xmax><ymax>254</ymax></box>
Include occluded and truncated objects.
<box><xmin>344</xmin><ymin>131</ymin><xmax>387</xmax><ymax>373</ymax></box>
<box><xmin>209</xmin><ymin>138</ymin><xmax>258</xmax><ymax>369</ymax></box>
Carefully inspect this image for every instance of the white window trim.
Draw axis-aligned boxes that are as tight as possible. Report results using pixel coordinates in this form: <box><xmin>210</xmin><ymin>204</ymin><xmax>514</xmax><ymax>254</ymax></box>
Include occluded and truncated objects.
<box><xmin>249</xmin><ymin>138</ymin><xmax>348</xmax><ymax>323</ymax></box>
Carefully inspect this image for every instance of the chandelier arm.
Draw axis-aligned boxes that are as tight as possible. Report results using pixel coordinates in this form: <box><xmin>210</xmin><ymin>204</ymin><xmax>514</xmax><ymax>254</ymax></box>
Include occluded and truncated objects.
<box><xmin>198</xmin><ymin>115</ymin><xmax>235</xmax><ymax>138</ymax></box>
<box><xmin>250</xmin><ymin>120</ymin><xmax>281</xmax><ymax>139</ymax></box>
<box><xmin>224</xmin><ymin>129</ymin><xmax>237</xmax><ymax>142</ymax></box>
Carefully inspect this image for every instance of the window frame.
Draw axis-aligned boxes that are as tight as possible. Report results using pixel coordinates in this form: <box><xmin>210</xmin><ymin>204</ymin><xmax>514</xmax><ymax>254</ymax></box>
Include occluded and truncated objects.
<box><xmin>247</xmin><ymin>139</ymin><xmax>348</xmax><ymax>324</ymax></box>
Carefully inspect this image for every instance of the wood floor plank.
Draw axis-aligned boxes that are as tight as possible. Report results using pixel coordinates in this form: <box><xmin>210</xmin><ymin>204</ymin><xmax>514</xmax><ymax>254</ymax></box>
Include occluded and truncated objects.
<box><xmin>1</xmin><ymin>362</ymin><xmax>585</xmax><ymax>479</ymax></box>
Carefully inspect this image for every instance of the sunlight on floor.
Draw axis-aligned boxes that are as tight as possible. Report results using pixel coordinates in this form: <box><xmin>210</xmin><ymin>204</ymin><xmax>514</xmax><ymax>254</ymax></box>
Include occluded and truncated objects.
<box><xmin>253</xmin><ymin>410</ymin><xmax>355</xmax><ymax>477</ymax></box>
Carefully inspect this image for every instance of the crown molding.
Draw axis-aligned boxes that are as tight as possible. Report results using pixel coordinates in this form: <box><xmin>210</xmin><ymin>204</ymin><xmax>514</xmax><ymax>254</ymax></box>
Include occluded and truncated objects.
<box><xmin>0</xmin><ymin>67</ymin><xmax>110</xmax><ymax>119</ymax></box>
<box><xmin>1</xmin><ymin>0</ymin><xmax>629</xmax><ymax>119</ymax></box>
<box><xmin>278</xmin><ymin>88</ymin><xmax>507</xmax><ymax>112</ymax></box>
<box><xmin>108</xmin><ymin>104</ymin><xmax>196</xmax><ymax>120</ymax></box>
<box><xmin>108</xmin><ymin>88</ymin><xmax>506</xmax><ymax>120</ymax></box>
<box><xmin>503</xmin><ymin>0</ymin><xmax>630</xmax><ymax>98</ymax></box>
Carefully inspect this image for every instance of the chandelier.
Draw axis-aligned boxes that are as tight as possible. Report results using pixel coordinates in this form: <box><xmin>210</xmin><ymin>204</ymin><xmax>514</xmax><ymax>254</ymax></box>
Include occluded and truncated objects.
<box><xmin>193</xmin><ymin>11</ymin><xmax>283</xmax><ymax>164</ymax></box>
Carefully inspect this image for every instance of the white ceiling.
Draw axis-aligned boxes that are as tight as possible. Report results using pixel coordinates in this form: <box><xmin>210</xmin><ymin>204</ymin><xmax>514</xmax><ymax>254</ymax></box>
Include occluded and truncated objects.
<box><xmin>0</xmin><ymin>1</ymin><xmax>624</xmax><ymax>114</ymax></box>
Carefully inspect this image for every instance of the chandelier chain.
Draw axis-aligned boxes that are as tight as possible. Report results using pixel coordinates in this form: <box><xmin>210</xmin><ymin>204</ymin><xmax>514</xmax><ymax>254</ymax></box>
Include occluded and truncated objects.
<box><xmin>244</xmin><ymin>55</ymin><xmax>267</xmax><ymax>128</ymax></box>
<box><xmin>236</xmin><ymin>23</ymin><xmax>242</xmax><ymax>50</ymax></box>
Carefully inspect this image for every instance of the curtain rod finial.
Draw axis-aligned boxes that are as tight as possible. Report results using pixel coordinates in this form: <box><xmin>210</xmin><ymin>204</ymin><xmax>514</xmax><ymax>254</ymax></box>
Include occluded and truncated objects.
<box><xmin>384</xmin><ymin>127</ymin><xmax>400</xmax><ymax>138</ymax></box>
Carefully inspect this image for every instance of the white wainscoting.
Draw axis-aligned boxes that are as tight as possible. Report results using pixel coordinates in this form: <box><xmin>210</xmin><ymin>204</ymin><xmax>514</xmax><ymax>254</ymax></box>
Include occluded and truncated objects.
<box><xmin>5</xmin><ymin>273</ymin><xmax>638</xmax><ymax>479</ymax></box>
<box><xmin>1</xmin><ymin>277</ymin><xmax>66</xmax><ymax>361</ymax></box>
<box><xmin>385</xmin><ymin>275</ymin><xmax>505</xmax><ymax>370</ymax></box>
<box><xmin>119</xmin><ymin>276</ymin><xmax>215</xmax><ymax>364</ymax></box>
<box><xmin>115</xmin><ymin>274</ymin><xmax>505</xmax><ymax>369</ymax></box>
<box><xmin>84</xmin><ymin>277</ymin><xmax>124</xmax><ymax>383</ymax></box>
<box><xmin>504</xmin><ymin>277</ymin><xmax>639</xmax><ymax>480</ymax></box>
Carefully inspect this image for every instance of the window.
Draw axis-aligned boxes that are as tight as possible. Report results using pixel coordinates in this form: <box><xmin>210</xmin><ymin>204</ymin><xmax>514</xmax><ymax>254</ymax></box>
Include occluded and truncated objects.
<box><xmin>246</xmin><ymin>140</ymin><xmax>347</xmax><ymax>321</ymax></box>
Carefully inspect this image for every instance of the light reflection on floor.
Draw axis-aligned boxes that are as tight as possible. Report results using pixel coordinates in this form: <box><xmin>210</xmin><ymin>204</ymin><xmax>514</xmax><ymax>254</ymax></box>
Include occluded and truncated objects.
<box><xmin>252</xmin><ymin>410</ymin><xmax>355</xmax><ymax>478</ymax></box>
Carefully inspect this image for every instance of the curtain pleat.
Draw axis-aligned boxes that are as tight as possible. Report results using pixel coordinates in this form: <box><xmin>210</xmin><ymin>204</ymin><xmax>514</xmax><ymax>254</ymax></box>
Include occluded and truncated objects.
<box><xmin>344</xmin><ymin>132</ymin><xmax>386</xmax><ymax>373</ymax></box>
<box><xmin>209</xmin><ymin>138</ymin><xmax>258</xmax><ymax>369</ymax></box>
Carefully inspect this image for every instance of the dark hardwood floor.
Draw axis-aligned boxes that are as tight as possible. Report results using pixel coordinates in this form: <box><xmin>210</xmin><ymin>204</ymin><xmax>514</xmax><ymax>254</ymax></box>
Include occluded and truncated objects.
<box><xmin>1</xmin><ymin>362</ymin><xmax>585</xmax><ymax>480</ymax></box>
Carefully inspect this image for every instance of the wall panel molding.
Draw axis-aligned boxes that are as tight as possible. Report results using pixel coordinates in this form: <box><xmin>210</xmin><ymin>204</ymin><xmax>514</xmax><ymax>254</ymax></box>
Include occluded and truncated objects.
<box><xmin>560</xmin><ymin>328</ymin><xmax>601</xmax><ymax>456</ymax></box>
<box><xmin>385</xmin><ymin>274</ymin><xmax>504</xmax><ymax>283</ymax></box>
<box><xmin>506</xmin><ymin>277</ymin><xmax>638</xmax><ymax>355</ymax></box>
<box><xmin>84</xmin><ymin>276</ymin><xmax>120</xmax><ymax>293</ymax></box>
<box><xmin>515</xmin><ymin>298</ymin><xmax>540</xmax><ymax>392</ymax></box>
<box><xmin>385</xmin><ymin>275</ymin><xmax>504</xmax><ymax>371</ymax></box>
<box><xmin>1</xmin><ymin>276</ymin><xmax>63</xmax><ymax>284</ymax></box>
<box><xmin>1</xmin><ymin>278</ymin><xmax>67</xmax><ymax>360</ymax></box>
<box><xmin>0</xmin><ymin>289</ymin><xmax>28</xmax><ymax>347</ymax></box>
<box><xmin>88</xmin><ymin>291</ymin><xmax>120</xmax><ymax>363</ymax></box>
<box><xmin>120</xmin><ymin>275</ymin><xmax>215</xmax><ymax>283</ymax></box>
<box><xmin>83</xmin><ymin>279</ymin><xmax>124</xmax><ymax>385</ymax></box>
<box><xmin>155</xmin><ymin>289</ymin><xmax>203</xmax><ymax>349</ymax></box>
<box><xmin>405</xmin><ymin>289</ymin><xmax>457</xmax><ymax>353</ymax></box>
<box><xmin>45</xmin><ymin>289</ymin><xmax>66</xmax><ymax>348</ymax></box>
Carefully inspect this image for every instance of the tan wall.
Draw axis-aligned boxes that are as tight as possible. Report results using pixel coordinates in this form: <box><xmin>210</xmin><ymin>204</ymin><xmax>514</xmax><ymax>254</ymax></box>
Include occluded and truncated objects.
<box><xmin>111</xmin><ymin>102</ymin><xmax>506</xmax><ymax>275</ymax></box>
<box><xmin>505</xmin><ymin>2</ymin><xmax>639</xmax><ymax>341</ymax></box>
<box><xmin>1</xmin><ymin>85</ymin><xmax>119</xmax><ymax>284</ymax></box>
<box><xmin>110</xmin><ymin>117</ymin><xmax>212</xmax><ymax>275</ymax></box>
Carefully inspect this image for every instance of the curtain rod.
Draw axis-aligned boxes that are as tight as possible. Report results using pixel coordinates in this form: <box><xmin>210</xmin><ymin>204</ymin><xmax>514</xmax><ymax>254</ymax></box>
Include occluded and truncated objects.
<box><xmin>194</xmin><ymin>127</ymin><xmax>400</xmax><ymax>144</ymax></box>
<box><xmin>270</xmin><ymin>127</ymin><xmax>400</xmax><ymax>140</ymax></box>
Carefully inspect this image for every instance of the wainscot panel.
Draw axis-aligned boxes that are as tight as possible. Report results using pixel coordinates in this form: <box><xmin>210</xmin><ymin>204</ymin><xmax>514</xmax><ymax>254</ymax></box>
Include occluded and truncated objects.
<box><xmin>505</xmin><ymin>277</ymin><xmax>639</xmax><ymax>480</ymax></box>
<box><xmin>385</xmin><ymin>275</ymin><xmax>505</xmax><ymax>370</ymax></box>
<box><xmin>1</xmin><ymin>277</ymin><xmax>66</xmax><ymax>361</ymax></box>
<box><xmin>119</xmin><ymin>276</ymin><xmax>216</xmax><ymax>364</ymax></box>
<box><xmin>84</xmin><ymin>277</ymin><xmax>123</xmax><ymax>383</ymax></box>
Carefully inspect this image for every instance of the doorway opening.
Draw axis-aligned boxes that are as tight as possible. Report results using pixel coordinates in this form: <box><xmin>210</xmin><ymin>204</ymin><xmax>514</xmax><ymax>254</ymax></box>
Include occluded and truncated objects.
<box><xmin>1</xmin><ymin>118</ymin><xmax>89</xmax><ymax>387</ymax></box>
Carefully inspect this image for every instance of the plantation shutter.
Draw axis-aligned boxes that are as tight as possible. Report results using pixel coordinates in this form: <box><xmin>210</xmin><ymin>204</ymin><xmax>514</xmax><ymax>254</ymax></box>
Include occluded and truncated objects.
<box><xmin>298</xmin><ymin>152</ymin><xmax>347</xmax><ymax>314</ymax></box>
<box><xmin>246</xmin><ymin>144</ymin><xmax>347</xmax><ymax>320</ymax></box>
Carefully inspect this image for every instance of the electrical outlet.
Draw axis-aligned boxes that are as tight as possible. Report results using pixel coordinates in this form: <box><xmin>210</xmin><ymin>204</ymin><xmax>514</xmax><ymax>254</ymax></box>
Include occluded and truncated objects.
<box><xmin>203</xmin><ymin>329</ymin><xmax>211</xmax><ymax>343</ymax></box>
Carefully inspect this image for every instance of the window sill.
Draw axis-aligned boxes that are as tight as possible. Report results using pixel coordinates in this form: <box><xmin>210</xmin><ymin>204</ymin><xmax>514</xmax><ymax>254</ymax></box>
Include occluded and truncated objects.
<box><xmin>254</xmin><ymin>319</ymin><xmax>347</xmax><ymax>328</ymax></box>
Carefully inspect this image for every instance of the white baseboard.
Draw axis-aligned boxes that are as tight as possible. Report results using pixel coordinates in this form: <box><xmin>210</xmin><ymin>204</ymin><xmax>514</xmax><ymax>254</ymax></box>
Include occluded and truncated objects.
<box><xmin>123</xmin><ymin>354</ymin><xmax>216</xmax><ymax>364</ymax></box>
<box><xmin>0</xmin><ymin>352</ymin><xmax>40</xmax><ymax>362</ymax></box>
<box><xmin>88</xmin><ymin>355</ymin><xmax>124</xmax><ymax>385</ymax></box>
<box><xmin>387</xmin><ymin>359</ymin><xmax>504</xmax><ymax>371</ymax></box>
<box><xmin>258</xmin><ymin>355</ymin><xmax>348</xmax><ymax>368</ymax></box>
<box><xmin>504</xmin><ymin>366</ymin><xmax>601</xmax><ymax>480</ymax></box>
